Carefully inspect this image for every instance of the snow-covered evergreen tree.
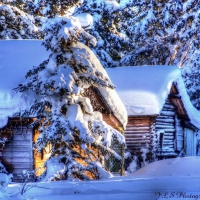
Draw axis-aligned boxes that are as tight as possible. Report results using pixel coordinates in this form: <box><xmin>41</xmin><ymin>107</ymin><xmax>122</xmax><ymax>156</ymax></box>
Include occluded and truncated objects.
<box><xmin>0</xmin><ymin>3</ymin><xmax>42</xmax><ymax>39</ymax></box>
<box><xmin>76</xmin><ymin>0</ymin><xmax>133</xmax><ymax>68</ymax></box>
<box><xmin>120</xmin><ymin>0</ymin><xmax>199</xmax><ymax>67</ymax></box>
<box><xmin>27</xmin><ymin>0</ymin><xmax>81</xmax><ymax>18</ymax></box>
<box><xmin>15</xmin><ymin>15</ymin><xmax>125</xmax><ymax>180</ymax></box>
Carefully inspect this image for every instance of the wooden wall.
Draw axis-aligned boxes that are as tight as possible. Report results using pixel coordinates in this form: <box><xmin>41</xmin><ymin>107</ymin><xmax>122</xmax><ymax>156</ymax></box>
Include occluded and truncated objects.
<box><xmin>125</xmin><ymin>116</ymin><xmax>155</xmax><ymax>156</ymax></box>
<box><xmin>125</xmin><ymin>96</ymin><xmax>197</xmax><ymax>162</ymax></box>
<box><xmin>155</xmin><ymin>99</ymin><xmax>178</xmax><ymax>157</ymax></box>
<box><xmin>0</xmin><ymin>128</ymin><xmax>34</xmax><ymax>182</ymax></box>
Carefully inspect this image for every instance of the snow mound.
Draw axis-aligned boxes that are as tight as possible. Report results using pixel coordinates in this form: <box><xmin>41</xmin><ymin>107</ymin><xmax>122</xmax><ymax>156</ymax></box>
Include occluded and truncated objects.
<box><xmin>132</xmin><ymin>157</ymin><xmax>200</xmax><ymax>178</ymax></box>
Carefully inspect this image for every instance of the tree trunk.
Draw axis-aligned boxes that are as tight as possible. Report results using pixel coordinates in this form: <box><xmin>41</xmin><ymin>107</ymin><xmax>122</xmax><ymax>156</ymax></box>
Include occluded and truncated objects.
<box><xmin>61</xmin><ymin>4</ymin><xmax>64</xmax><ymax>16</ymax></box>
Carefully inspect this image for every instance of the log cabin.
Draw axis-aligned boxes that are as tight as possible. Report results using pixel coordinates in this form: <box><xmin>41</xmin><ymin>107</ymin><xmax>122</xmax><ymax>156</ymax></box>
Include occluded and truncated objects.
<box><xmin>0</xmin><ymin>40</ymin><xmax>127</xmax><ymax>182</ymax></box>
<box><xmin>107</xmin><ymin>66</ymin><xmax>200</xmax><ymax>167</ymax></box>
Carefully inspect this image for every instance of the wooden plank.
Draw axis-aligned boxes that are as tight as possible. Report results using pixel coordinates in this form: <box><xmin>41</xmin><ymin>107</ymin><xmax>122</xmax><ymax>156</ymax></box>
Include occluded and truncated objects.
<box><xmin>125</xmin><ymin>126</ymin><xmax>150</xmax><ymax>130</ymax></box>
<box><xmin>125</xmin><ymin>131</ymin><xmax>150</xmax><ymax>134</ymax></box>
<box><xmin>2</xmin><ymin>152</ymin><xmax>31</xmax><ymax>157</ymax></box>
<box><xmin>126</xmin><ymin>140</ymin><xmax>151</xmax><ymax>144</ymax></box>
<box><xmin>125</xmin><ymin>135</ymin><xmax>151</xmax><ymax>138</ymax></box>
<box><xmin>164</xmin><ymin>136</ymin><xmax>174</xmax><ymax>140</ymax></box>
<box><xmin>155</xmin><ymin>125</ymin><xmax>174</xmax><ymax>129</ymax></box>
<box><xmin>2</xmin><ymin>157</ymin><xmax>32</xmax><ymax>162</ymax></box>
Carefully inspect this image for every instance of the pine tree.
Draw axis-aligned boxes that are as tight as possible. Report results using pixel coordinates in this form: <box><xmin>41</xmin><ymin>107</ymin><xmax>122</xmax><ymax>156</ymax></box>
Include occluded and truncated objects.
<box><xmin>32</xmin><ymin>0</ymin><xmax>80</xmax><ymax>18</ymax></box>
<box><xmin>76</xmin><ymin>0</ymin><xmax>134</xmax><ymax>68</ymax></box>
<box><xmin>119</xmin><ymin>0</ymin><xmax>199</xmax><ymax>67</ymax></box>
<box><xmin>15</xmin><ymin>15</ymin><xmax>125</xmax><ymax>180</ymax></box>
<box><xmin>114</xmin><ymin>0</ymin><xmax>200</xmax><ymax>110</ymax></box>
<box><xmin>0</xmin><ymin>2</ymin><xmax>42</xmax><ymax>39</ymax></box>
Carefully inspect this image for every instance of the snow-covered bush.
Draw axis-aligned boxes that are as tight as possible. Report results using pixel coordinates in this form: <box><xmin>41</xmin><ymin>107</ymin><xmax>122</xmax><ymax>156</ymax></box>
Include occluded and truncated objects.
<box><xmin>18</xmin><ymin>169</ymin><xmax>37</xmax><ymax>195</ymax></box>
<box><xmin>42</xmin><ymin>156</ymin><xmax>66</xmax><ymax>181</ymax></box>
<box><xmin>0</xmin><ymin>162</ymin><xmax>12</xmax><ymax>193</ymax></box>
<box><xmin>0</xmin><ymin>4</ymin><xmax>42</xmax><ymax>39</ymax></box>
<box><xmin>16</xmin><ymin>12</ymin><xmax>125</xmax><ymax>180</ymax></box>
<box><xmin>127</xmin><ymin>156</ymin><xmax>138</xmax><ymax>173</ymax></box>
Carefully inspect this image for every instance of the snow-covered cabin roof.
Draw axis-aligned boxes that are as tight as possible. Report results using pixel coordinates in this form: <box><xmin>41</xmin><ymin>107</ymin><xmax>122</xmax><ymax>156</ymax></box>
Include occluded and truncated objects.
<box><xmin>0</xmin><ymin>40</ymin><xmax>127</xmax><ymax>129</ymax></box>
<box><xmin>0</xmin><ymin>40</ymin><xmax>49</xmax><ymax>128</ymax></box>
<box><xmin>106</xmin><ymin>65</ymin><xmax>200</xmax><ymax>129</ymax></box>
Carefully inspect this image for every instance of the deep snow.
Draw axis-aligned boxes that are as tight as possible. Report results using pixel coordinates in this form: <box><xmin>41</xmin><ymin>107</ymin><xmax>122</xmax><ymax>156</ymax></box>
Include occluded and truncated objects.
<box><xmin>1</xmin><ymin>157</ymin><xmax>200</xmax><ymax>200</ymax></box>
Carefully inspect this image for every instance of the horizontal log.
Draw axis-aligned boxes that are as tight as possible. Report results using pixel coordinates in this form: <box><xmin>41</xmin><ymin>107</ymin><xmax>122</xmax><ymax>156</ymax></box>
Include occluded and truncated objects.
<box><xmin>160</xmin><ymin>133</ymin><xmax>174</xmax><ymax>136</ymax></box>
<box><xmin>4</xmin><ymin>141</ymin><xmax>32</xmax><ymax>146</ymax></box>
<box><xmin>155</xmin><ymin>125</ymin><xmax>174</xmax><ymax>129</ymax></box>
<box><xmin>164</xmin><ymin>136</ymin><xmax>174</xmax><ymax>140</ymax></box>
<box><xmin>126</xmin><ymin>141</ymin><xmax>151</xmax><ymax>145</ymax></box>
<box><xmin>125</xmin><ymin>135</ymin><xmax>151</xmax><ymax>138</ymax></box>
<box><xmin>157</xmin><ymin>116</ymin><xmax>174</xmax><ymax>119</ymax></box>
<box><xmin>2</xmin><ymin>152</ymin><xmax>32</xmax><ymax>157</ymax></box>
<box><xmin>159</xmin><ymin>129</ymin><xmax>175</xmax><ymax>133</ymax></box>
<box><xmin>4</xmin><ymin>146</ymin><xmax>31</xmax><ymax>150</ymax></box>
<box><xmin>163</xmin><ymin>142</ymin><xmax>174</xmax><ymax>145</ymax></box>
<box><xmin>160</xmin><ymin>111</ymin><xmax>175</xmax><ymax>115</ymax></box>
<box><xmin>125</xmin><ymin>137</ymin><xmax>151</xmax><ymax>140</ymax></box>
<box><xmin>127</xmin><ymin>123</ymin><xmax>151</xmax><ymax>127</ymax></box>
<box><xmin>5</xmin><ymin>163</ymin><xmax>32</xmax><ymax>169</ymax></box>
<box><xmin>2</xmin><ymin>157</ymin><xmax>32</xmax><ymax>163</ymax></box>
<box><xmin>126</xmin><ymin>138</ymin><xmax>151</xmax><ymax>142</ymax></box>
<box><xmin>156</xmin><ymin>122</ymin><xmax>174</xmax><ymax>126</ymax></box>
<box><xmin>126</xmin><ymin>126</ymin><xmax>150</xmax><ymax>130</ymax></box>
<box><xmin>125</xmin><ymin>132</ymin><xmax>151</xmax><ymax>136</ymax></box>
<box><xmin>7</xmin><ymin>168</ymin><xmax>33</xmax><ymax>174</ymax></box>
<box><xmin>156</xmin><ymin>118</ymin><xmax>174</xmax><ymax>123</ymax></box>
<box><xmin>163</xmin><ymin>105</ymin><xmax>175</xmax><ymax>109</ymax></box>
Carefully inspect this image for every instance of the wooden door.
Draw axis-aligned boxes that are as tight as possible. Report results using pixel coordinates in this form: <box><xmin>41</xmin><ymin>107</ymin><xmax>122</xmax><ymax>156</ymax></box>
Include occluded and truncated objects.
<box><xmin>184</xmin><ymin>128</ymin><xmax>196</xmax><ymax>156</ymax></box>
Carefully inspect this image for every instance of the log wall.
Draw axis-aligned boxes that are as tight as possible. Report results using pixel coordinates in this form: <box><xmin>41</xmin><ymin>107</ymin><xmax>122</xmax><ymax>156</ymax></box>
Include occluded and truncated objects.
<box><xmin>155</xmin><ymin>99</ymin><xmax>178</xmax><ymax>157</ymax></box>
<box><xmin>125</xmin><ymin>116</ymin><xmax>155</xmax><ymax>155</ymax></box>
<box><xmin>1</xmin><ymin>128</ymin><xmax>34</xmax><ymax>182</ymax></box>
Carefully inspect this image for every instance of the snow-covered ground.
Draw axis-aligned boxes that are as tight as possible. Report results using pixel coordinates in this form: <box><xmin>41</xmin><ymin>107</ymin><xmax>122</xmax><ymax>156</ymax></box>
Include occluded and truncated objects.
<box><xmin>2</xmin><ymin>157</ymin><xmax>200</xmax><ymax>200</ymax></box>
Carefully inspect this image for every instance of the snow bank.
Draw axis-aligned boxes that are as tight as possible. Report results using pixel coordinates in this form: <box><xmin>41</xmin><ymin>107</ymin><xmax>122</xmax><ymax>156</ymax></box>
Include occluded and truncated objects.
<box><xmin>0</xmin><ymin>40</ymin><xmax>49</xmax><ymax>128</ymax></box>
<box><xmin>131</xmin><ymin>156</ymin><xmax>200</xmax><ymax>178</ymax></box>
<box><xmin>43</xmin><ymin>157</ymin><xmax>66</xmax><ymax>181</ymax></box>
<box><xmin>106</xmin><ymin>65</ymin><xmax>200</xmax><ymax>128</ymax></box>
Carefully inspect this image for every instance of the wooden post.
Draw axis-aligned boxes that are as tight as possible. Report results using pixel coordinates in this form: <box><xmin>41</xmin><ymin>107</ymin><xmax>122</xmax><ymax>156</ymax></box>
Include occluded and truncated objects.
<box><xmin>120</xmin><ymin>143</ymin><xmax>125</xmax><ymax>176</ymax></box>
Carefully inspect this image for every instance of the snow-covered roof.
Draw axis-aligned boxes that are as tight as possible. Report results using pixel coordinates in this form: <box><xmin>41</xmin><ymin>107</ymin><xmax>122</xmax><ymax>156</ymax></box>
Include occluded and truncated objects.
<box><xmin>0</xmin><ymin>40</ymin><xmax>127</xmax><ymax>129</ymax></box>
<box><xmin>0</xmin><ymin>40</ymin><xmax>49</xmax><ymax>128</ymax></box>
<box><xmin>106</xmin><ymin>65</ymin><xmax>200</xmax><ymax>128</ymax></box>
<box><xmin>70</xmin><ymin>42</ymin><xmax>127</xmax><ymax>128</ymax></box>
